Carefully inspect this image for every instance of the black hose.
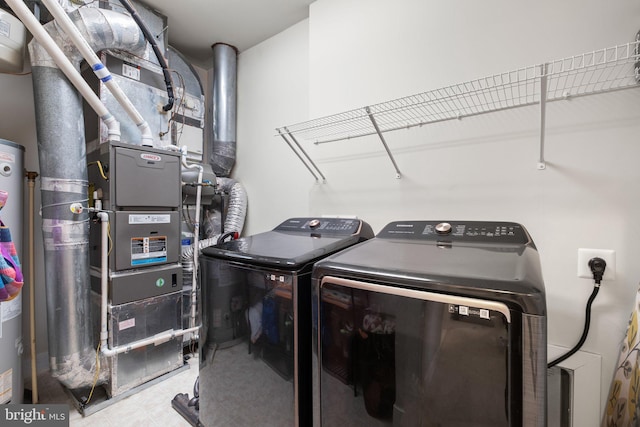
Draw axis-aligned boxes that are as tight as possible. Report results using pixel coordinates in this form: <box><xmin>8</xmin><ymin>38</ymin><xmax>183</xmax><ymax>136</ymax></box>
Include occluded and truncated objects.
<box><xmin>547</xmin><ymin>285</ymin><xmax>600</xmax><ymax>368</ymax></box>
<box><xmin>119</xmin><ymin>0</ymin><xmax>174</xmax><ymax>112</ymax></box>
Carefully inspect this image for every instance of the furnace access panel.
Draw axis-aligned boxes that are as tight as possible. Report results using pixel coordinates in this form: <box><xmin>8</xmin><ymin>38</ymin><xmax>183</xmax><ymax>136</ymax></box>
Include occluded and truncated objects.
<box><xmin>88</xmin><ymin>142</ymin><xmax>183</xmax><ymax>303</ymax></box>
<box><xmin>87</xmin><ymin>141</ymin><xmax>181</xmax><ymax>210</ymax></box>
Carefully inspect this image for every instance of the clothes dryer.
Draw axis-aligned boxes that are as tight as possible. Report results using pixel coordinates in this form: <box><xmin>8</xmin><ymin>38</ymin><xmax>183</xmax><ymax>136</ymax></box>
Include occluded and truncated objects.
<box><xmin>312</xmin><ymin>220</ymin><xmax>546</xmax><ymax>427</ymax></box>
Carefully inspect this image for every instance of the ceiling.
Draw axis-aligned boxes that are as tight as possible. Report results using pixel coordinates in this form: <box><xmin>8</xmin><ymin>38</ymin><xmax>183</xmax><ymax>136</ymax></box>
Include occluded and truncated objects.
<box><xmin>140</xmin><ymin>0</ymin><xmax>315</xmax><ymax>68</ymax></box>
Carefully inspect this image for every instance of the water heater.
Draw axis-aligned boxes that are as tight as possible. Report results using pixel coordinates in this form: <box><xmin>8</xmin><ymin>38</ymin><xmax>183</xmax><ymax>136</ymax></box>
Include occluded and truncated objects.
<box><xmin>0</xmin><ymin>9</ymin><xmax>25</xmax><ymax>73</ymax></box>
<box><xmin>0</xmin><ymin>139</ymin><xmax>24</xmax><ymax>404</ymax></box>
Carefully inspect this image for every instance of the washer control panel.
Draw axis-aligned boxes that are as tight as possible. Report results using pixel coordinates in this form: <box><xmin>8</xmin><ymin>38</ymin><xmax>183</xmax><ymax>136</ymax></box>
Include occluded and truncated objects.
<box><xmin>274</xmin><ymin>217</ymin><xmax>363</xmax><ymax>235</ymax></box>
<box><xmin>378</xmin><ymin>220</ymin><xmax>530</xmax><ymax>244</ymax></box>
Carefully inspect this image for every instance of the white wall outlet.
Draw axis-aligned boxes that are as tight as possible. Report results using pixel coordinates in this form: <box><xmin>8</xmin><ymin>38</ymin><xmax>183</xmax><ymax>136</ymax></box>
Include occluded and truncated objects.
<box><xmin>577</xmin><ymin>248</ymin><xmax>616</xmax><ymax>281</ymax></box>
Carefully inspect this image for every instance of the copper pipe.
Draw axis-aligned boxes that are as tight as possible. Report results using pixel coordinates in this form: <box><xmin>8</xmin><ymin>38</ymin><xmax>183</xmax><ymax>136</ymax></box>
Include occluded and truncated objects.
<box><xmin>26</xmin><ymin>171</ymin><xmax>38</xmax><ymax>403</ymax></box>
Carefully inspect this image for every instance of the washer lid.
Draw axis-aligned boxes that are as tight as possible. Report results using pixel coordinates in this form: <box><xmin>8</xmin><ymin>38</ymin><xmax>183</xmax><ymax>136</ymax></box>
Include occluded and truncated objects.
<box><xmin>201</xmin><ymin>217</ymin><xmax>373</xmax><ymax>268</ymax></box>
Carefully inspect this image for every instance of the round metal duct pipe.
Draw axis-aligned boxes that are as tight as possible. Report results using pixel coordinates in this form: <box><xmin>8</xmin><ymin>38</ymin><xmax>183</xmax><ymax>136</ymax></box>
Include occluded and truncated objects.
<box><xmin>210</xmin><ymin>43</ymin><xmax>238</xmax><ymax>177</ymax></box>
<box><xmin>28</xmin><ymin>7</ymin><xmax>146</xmax><ymax>390</ymax></box>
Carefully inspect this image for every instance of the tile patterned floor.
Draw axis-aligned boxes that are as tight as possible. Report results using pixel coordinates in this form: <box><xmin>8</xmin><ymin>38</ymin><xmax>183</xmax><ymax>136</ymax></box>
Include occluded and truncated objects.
<box><xmin>36</xmin><ymin>353</ymin><xmax>199</xmax><ymax>427</ymax></box>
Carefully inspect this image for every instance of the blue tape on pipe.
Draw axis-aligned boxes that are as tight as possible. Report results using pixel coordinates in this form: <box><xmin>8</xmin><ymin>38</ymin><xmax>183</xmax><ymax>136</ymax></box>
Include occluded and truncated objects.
<box><xmin>92</xmin><ymin>63</ymin><xmax>112</xmax><ymax>83</ymax></box>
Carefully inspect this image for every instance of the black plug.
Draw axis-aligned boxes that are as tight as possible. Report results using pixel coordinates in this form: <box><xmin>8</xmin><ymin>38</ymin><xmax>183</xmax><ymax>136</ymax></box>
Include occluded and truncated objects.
<box><xmin>588</xmin><ymin>257</ymin><xmax>607</xmax><ymax>285</ymax></box>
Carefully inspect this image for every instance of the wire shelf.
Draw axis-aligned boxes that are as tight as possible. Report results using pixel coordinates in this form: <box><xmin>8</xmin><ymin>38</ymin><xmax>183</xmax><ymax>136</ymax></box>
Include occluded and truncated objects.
<box><xmin>277</xmin><ymin>40</ymin><xmax>640</xmax><ymax>180</ymax></box>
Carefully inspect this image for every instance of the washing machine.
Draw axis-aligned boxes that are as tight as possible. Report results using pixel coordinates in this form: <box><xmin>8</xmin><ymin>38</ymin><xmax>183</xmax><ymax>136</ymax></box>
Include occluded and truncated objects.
<box><xmin>198</xmin><ymin>217</ymin><xmax>374</xmax><ymax>427</ymax></box>
<box><xmin>311</xmin><ymin>220</ymin><xmax>546</xmax><ymax>427</ymax></box>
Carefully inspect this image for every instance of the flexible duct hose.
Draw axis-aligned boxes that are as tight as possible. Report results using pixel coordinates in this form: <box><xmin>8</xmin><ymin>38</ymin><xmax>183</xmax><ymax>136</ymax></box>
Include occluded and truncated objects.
<box><xmin>181</xmin><ymin>178</ymin><xmax>247</xmax><ymax>262</ymax></box>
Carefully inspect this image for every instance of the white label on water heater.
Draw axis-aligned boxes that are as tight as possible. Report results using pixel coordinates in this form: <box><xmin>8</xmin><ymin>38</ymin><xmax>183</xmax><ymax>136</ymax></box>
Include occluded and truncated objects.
<box><xmin>122</xmin><ymin>62</ymin><xmax>140</xmax><ymax>81</ymax></box>
<box><xmin>0</xmin><ymin>151</ymin><xmax>15</xmax><ymax>164</ymax></box>
<box><xmin>1</xmin><ymin>293</ymin><xmax>21</xmax><ymax>322</ymax></box>
<box><xmin>0</xmin><ymin>369</ymin><xmax>12</xmax><ymax>404</ymax></box>
<box><xmin>129</xmin><ymin>214</ymin><xmax>171</xmax><ymax>224</ymax></box>
<box><xmin>0</xmin><ymin>20</ymin><xmax>10</xmax><ymax>38</ymax></box>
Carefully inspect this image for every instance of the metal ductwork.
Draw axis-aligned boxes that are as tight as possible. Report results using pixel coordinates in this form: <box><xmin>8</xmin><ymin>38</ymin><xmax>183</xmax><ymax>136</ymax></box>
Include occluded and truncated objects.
<box><xmin>217</xmin><ymin>178</ymin><xmax>247</xmax><ymax>234</ymax></box>
<box><xmin>182</xmin><ymin>177</ymin><xmax>248</xmax><ymax>263</ymax></box>
<box><xmin>207</xmin><ymin>42</ymin><xmax>246</xmax><ymax>242</ymax></box>
<box><xmin>29</xmin><ymin>7</ymin><xmax>146</xmax><ymax>389</ymax></box>
<box><xmin>210</xmin><ymin>43</ymin><xmax>237</xmax><ymax>177</ymax></box>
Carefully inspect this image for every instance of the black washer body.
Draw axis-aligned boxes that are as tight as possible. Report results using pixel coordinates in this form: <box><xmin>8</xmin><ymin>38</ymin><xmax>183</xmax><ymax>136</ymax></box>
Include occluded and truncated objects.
<box><xmin>198</xmin><ymin>217</ymin><xmax>374</xmax><ymax>427</ymax></box>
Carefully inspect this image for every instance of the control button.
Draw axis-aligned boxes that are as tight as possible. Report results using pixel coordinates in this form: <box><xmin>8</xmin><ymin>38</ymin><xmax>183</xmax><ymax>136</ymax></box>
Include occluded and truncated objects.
<box><xmin>309</xmin><ymin>219</ymin><xmax>321</xmax><ymax>229</ymax></box>
<box><xmin>435</xmin><ymin>222</ymin><xmax>452</xmax><ymax>235</ymax></box>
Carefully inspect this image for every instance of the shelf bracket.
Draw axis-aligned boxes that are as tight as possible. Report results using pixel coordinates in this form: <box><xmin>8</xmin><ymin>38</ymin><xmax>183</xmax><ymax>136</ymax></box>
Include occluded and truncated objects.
<box><xmin>538</xmin><ymin>63</ymin><xmax>548</xmax><ymax>170</ymax></box>
<box><xmin>365</xmin><ymin>107</ymin><xmax>402</xmax><ymax>179</ymax></box>
<box><xmin>278</xmin><ymin>128</ymin><xmax>326</xmax><ymax>183</ymax></box>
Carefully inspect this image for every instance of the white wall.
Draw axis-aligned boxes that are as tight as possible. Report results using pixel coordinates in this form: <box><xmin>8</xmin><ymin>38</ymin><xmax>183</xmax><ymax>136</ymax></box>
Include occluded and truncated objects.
<box><xmin>234</xmin><ymin>20</ymin><xmax>310</xmax><ymax>235</ymax></box>
<box><xmin>308</xmin><ymin>0</ymin><xmax>638</xmax><ymax>115</ymax></box>
<box><xmin>236</xmin><ymin>0</ymin><xmax>640</xmax><ymax>417</ymax></box>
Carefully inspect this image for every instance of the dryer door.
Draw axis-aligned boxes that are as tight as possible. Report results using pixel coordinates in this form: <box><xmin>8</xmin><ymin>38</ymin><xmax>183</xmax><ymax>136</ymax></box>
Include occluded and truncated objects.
<box><xmin>316</xmin><ymin>276</ymin><xmax>513</xmax><ymax>427</ymax></box>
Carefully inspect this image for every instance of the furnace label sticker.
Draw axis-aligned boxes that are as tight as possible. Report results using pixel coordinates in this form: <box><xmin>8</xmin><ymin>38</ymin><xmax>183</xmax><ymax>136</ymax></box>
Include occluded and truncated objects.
<box><xmin>128</xmin><ymin>214</ymin><xmax>171</xmax><ymax>224</ymax></box>
<box><xmin>131</xmin><ymin>236</ymin><xmax>168</xmax><ymax>266</ymax></box>
<box><xmin>140</xmin><ymin>153</ymin><xmax>162</xmax><ymax>162</ymax></box>
<box><xmin>122</xmin><ymin>62</ymin><xmax>140</xmax><ymax>81</ymax></box>
<box><xmin>119</xmin><ymin>318</ymin><xmax>135</xmax><ymax>331</ymax></box>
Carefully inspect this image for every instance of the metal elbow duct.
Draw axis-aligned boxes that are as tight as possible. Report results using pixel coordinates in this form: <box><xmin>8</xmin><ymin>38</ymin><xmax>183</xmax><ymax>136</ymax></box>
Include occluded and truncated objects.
<box><xmin>29</xmin><ymin>8</ymin><xmax>146</xmax><ymax>390</ymax></box>
<box><xmin>210</xmin><ymin>43</ymin><xmax>238</xmax><ymax>177</ymax></box>
<box><xmin>30</xmin><ymin>8</ymin><xmax>147</xmax><ymax>67</ymax></box>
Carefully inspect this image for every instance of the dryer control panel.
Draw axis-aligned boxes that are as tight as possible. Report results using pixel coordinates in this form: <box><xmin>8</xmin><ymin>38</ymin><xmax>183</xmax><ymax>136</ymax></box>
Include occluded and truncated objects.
<box><xmin>378</xmin><ymin>220</ymin><xmax>531</xmax><ymax>244</ymax></box>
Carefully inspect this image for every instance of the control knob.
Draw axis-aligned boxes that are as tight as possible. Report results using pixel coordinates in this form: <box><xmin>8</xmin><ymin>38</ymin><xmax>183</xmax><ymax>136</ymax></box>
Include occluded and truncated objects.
<box><xmin>435</xmin><ymin>222</ymin><xmax>452</xmax><ymax>235</ymax></box>
<box><xmin>309</xmin><ymin>219</ymin><xmax>321</xmax><ymax>229</ymax></box>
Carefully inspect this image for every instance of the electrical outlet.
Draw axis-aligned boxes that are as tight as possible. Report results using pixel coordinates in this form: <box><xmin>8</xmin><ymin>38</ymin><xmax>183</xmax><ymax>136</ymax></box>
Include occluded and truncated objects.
<box><xmin>577</xmin><ymin>248</ymin><xmax>616</xmax><ymax>281</ymax></box>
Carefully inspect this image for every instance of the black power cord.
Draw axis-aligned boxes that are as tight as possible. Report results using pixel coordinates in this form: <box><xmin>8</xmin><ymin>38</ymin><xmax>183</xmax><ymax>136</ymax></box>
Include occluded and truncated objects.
<box><xmin>547</xmin><ymin>257</ymin><xmax>606</xmax><ymax>368</ymax></box>
<box><xmin>119</xmin><ymin>0</ymin><xmax>175</xmax><ymax>112</ymax></box>
<box><xmin>217</xmin><ymin>231</ymin><xmax>239</xmax><ymax>245</ymax></box>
